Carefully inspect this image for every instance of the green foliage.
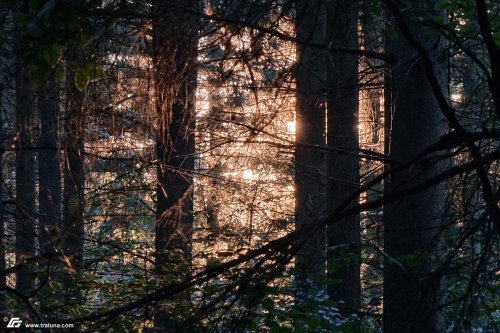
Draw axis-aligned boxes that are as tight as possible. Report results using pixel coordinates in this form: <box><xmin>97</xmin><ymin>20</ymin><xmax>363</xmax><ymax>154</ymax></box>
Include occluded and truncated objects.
<box><xmin>247</xmin><ymin>294</ymin><xmax>381</xmax><ymax>333</ymax></box>
<box><xmin>9</xmin><ymin>0</ymin><xmax>140</xmax><ymax>84</ymax></box>
<box><xmin>74</xmin><ymin>62</ymin><xmax>105</xmax><ymax>90</ymax></box>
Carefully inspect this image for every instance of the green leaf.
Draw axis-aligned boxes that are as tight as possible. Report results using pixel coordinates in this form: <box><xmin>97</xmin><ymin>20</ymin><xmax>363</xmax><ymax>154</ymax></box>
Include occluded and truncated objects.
<box><xmin>75</xmin><ymin>69</ymin><xmax>87</xmax><ymax>91</ymax></box>
<box><xmin>74</xmin><ymin>63</ymin><xmax>104</xmax><ymax>91</ymax></box>
<box><xmin>83</xmin><ymin>63</ymin><xmax>105</xmax><ymax>80</ymax></box>
<box><xmin>42</xmin><ymin>42</ymin><xmax>60</xmax><ymax>67</ymax></box>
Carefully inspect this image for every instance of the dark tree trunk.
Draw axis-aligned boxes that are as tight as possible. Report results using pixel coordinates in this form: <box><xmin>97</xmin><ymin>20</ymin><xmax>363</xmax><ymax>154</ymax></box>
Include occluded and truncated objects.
<box><xmin>62</xmin><ymin>48</ymin><xmax>85</xmax><ymax>301</ymax></box>
<box><xmin>294</xmin><ymin>0</ymin><xmax>327</xmax><ymax>293</ymax></box>
<box><xmin>383</xmin><ymin>2</ymin><xmax>447</xmax><ymax>332</ymax></box>
<box><xmin>0</xmin><ymin>50</ymin><xmax>5</xmax><ymax>310</ymax></box>
<box><xmin>38</xmin><ymin>77</ymin><xmax>62</xmax><ymax>254</ymax></box>
<box><xmin>15</xmin><ymin>28</ymin><xmax>36</xmax><ymax>295</ymax></box>
<box><xmin>0</xmin><ymin>146</ymin><xmax>4</xmax><ymax>309</ymax></box>
<box><xmin>325</xmin><ymin>0</ymin><xmax>361</xmax><ymax>312</ymax></box>
<box><xmin>37</xmin><ymin>76</ymin><xmax>62</xmax><ymax>309</ymax></box>
<box><xmin>152</xmin><ymin>1</ymin><xmax>198</xmax><ymax>330</ymax></box>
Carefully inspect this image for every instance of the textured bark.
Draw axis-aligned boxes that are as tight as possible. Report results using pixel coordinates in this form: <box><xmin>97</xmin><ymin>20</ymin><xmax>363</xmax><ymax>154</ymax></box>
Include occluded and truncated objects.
<box><xmin>0</xmin><ymin>49</ymin><xmax>5</xmax><ymax>309</ymax></box>
<box><xmin>15</xmin><ymin>28</ymin><xmax>36</xmax><ymax>295</ymax></box>
<box><xmin>325</xmin><ymin>0</ymin><xmax>361</xmax><ymax>312</ymax></box>
<box><xmin>37</xmin><ymin>76</ymin><xmax>62</xmax><ymax>310</ymax></box>
<box><xmin>294</xmin><ymin>0</ymin><xmax>327</xmax><ymax>291</ymax></box>
<box><xmin>360</xmin><ymin>1</ymin><xmax>385</xmax><ymax>148</ymax></box>
<box><xmin>62</xmin><ymin>48</ymin><xmax>85</xmax><ymax>298</ymax></box>
<box><xmin>383</xmin><ymin>2</ymin><xmax>447</xmax><ymax>332</ymax></box>
<box><xmin>0</xmin><ymin>149</ymin><xmax>4</xmax><ymax>309</ymax></box>
<box><xmin>152</xmin><ymin>1</ymin><xmax>198</xmax><ymax>330</ymax></box>
<box><xmin>38</xmin><ymin>77</ymin><xmax>62</xmax><ymax>255</ymax></box>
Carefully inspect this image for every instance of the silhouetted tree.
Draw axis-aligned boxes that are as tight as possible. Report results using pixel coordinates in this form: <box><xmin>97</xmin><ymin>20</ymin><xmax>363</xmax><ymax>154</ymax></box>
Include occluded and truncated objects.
<box><xmin>383</xmin><ymin>1</ymin><xmax>447</xmax><ymax>331</ymax></box>
<box><xmin>15</xmin><ymin>1</ymin><xmax>36</xmax><ymax>294</ymax></box>
<box><xmin>325</xmin><ymin>0</ymin><xmax>361</xmax><ymax>312</ymax></box>
<box><xmin>152</xmin><ymin>0</ymin><xmax>199</xmax><ymax>330</ymax></box>
<box><xmin>294</xmin><ymin>0</ymin><xmax>327</xmax><ymax>292</ymax></box>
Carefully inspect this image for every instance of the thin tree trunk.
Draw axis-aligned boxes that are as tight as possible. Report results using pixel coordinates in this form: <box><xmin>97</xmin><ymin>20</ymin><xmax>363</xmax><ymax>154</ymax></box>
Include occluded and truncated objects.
<box><xmin>383</xmin><ymin>2</ymin><xmax>447</xmax><ymax>332</ymax></box>
<box><xmin>294</xmin><ymin>0</ymin><xmax>327</xmax><ymax>293</ymax></box>
<box><xmin>152</xmin><ymin>1</ymin><xmax>198</xmax><ymax>330</ymax></box>
<box><xmin>360</xmin><ymin>0</ymin><xmax>385</xmax><ymax>287</ymax></box>
<box><xmin>15</xmin><ymin>26</ymin><xmax>36</xmax><ymax>295</ymax></box>
<box><xmin>325</xmin><ymin>0</ymin><xmax>361</xmax><ymax>312</ymax></box>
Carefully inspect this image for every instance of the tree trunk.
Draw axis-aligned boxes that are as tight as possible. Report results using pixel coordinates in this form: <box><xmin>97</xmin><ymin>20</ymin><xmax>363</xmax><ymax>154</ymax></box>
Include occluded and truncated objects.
<box><xmin>325</xmin><ymin>0</ymin><xmax>361</xmax><ymax>312</ymax></box>
<box><xmin>38</xmin><ymin>77</ymin><xmax>62</xmax><ymax>255</ymax></box>
<box><xmin>152</xmin><ymin>1</ymin><xmax>198</xmax><ymax>330</ymax></box>
<box><xmin>0</xmin><ymin>146</ymin><xmax>4</xmax><ymax>309</ymax></box>
<box><xmin>62</xmin><ymin>47</ymin><xmax>85</xmax><ymax>301</ymax></box>
<box><xmin>15</xmin><ymin>28</ymin><xmax>36</xmax><ymax>295</ymax></box>
<box><xmin>37</xmin><ymin>76</ymin><xmax>62</xmax><ymax>308</ymax></box>
<box><xmin>294</xmin><ymin>0</ymin><xmax>327</xmax><ymax>293</ymax></box>
<box><xmin>383</xmin><ymin>3</ymin><xmax>447</xmax><ymax>332</ymax></box>
<box><xmin>0</xmin><ymin>47</ymin><xmax>6</xmax><ymax>310</ymax></box>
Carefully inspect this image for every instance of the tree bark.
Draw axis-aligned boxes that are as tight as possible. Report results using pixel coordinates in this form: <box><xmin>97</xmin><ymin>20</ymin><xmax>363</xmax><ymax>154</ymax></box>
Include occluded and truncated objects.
<box><xmin>383</xmin><ymin>2</ymin><xmax>447</xmax><ymax>332</ymax></box>
<box><xmin>15</xmin><ymin>25</ymin><xmax>36</xmax><ymax>295</ymax></box>
<box><xmin>0</xmin><ymin>143</ymin><xmax>4</xmax><ymax>309</ymax></box>
<box><xmin>294</xmin><ymin>0</ymin><xmax>327</xmax><ymax>293</ymax></box>
<box><xmin>38</xmin><ymin>77</ymin><xmax>62</xmax><ymax>255</ymax></box>
<box><xmin>325</xmin><ymin>0</ymin><xmax>361</xmax><ymax>312</ymax></box>
<box><xmin>37</xmin><ymin>76</ymin><xmax>62</xmax><ymax>309</ymax></box>
<box><xmin>152</xmin><ymin>1</ymin><xmax>198</xmax><ymax>330</ymax></box>
<box><xmin>62</xmin><ymin>47</ymin><xmax>85</xmax><ymax>301</ymax></box>
<box><xmin>0</xmin><ymin>41</ymin><xmax>6</xmax><ymax>310</ymax></box>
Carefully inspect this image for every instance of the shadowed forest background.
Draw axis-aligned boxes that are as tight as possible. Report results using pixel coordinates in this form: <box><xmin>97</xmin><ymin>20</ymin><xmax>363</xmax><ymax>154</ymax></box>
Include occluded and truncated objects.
<box><xmin>0</xmin><ymin>0</ymin><xmax>498</xmax><ymax>332</ymax></box>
